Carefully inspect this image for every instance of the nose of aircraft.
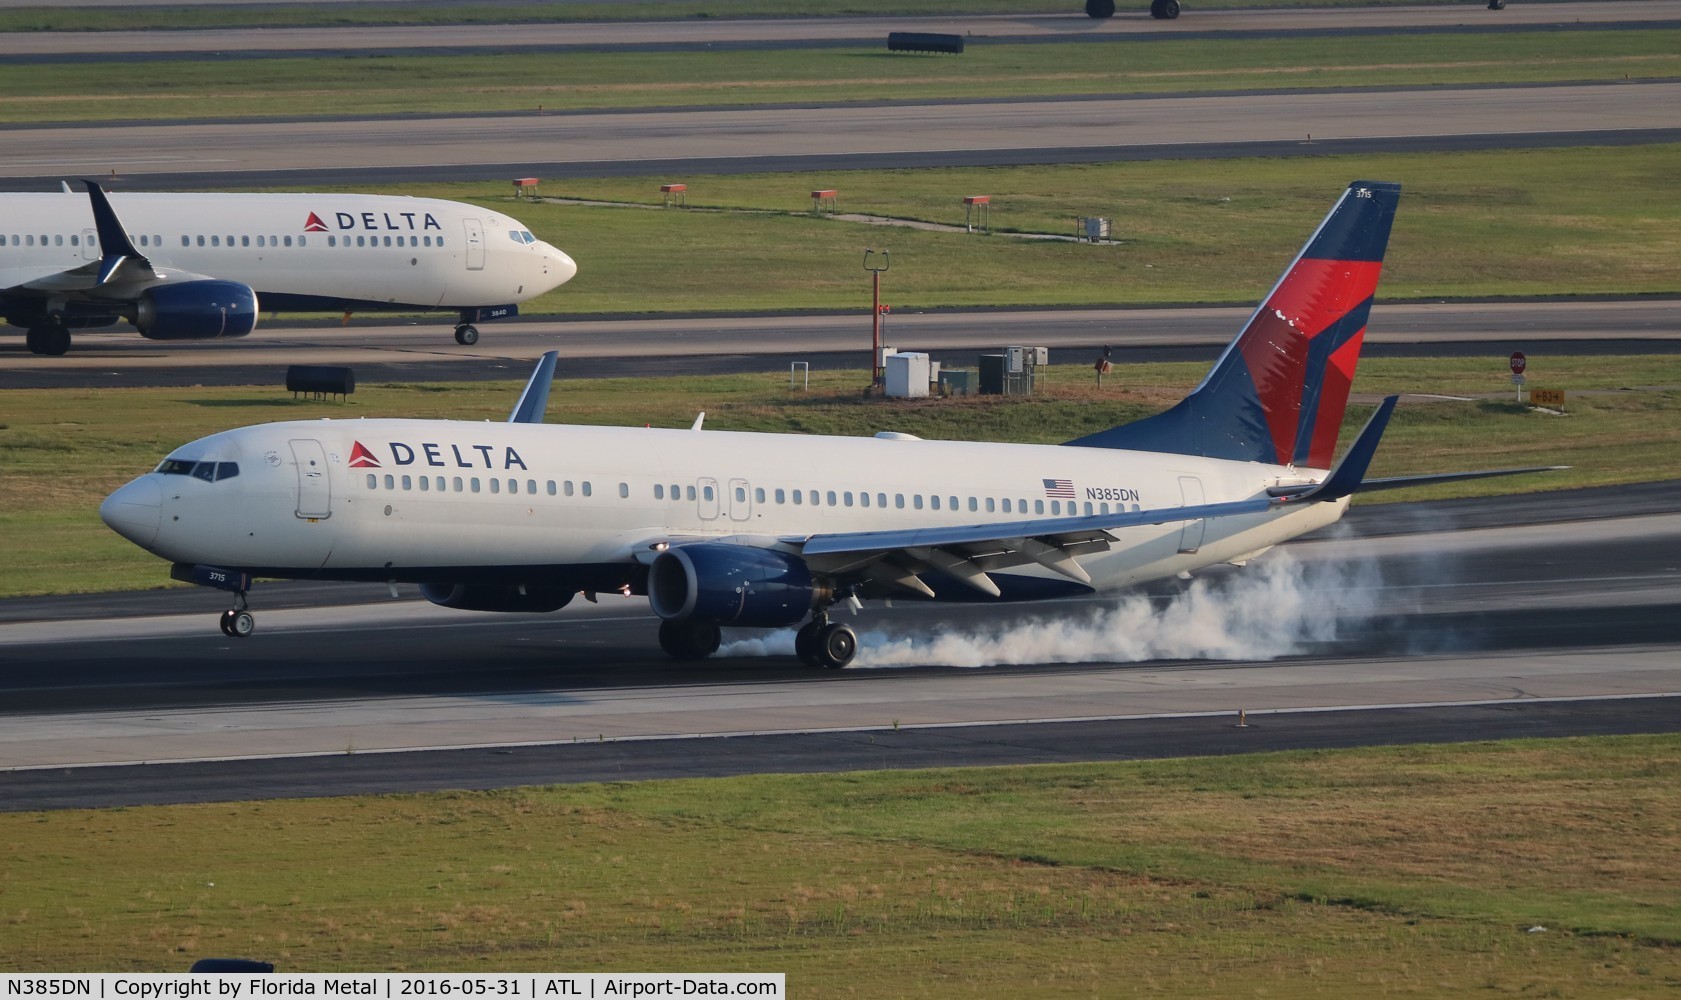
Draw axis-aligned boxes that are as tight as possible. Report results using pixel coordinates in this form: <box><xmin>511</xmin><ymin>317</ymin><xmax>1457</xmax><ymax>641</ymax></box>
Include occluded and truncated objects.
<box><xmin>545</xmin><ymin>244</ymin><xmax>578</xmax><ymax>288</ymax></box>
<box><xmin>100</xmin><ymin>476</ymin><xmax>162</xmax><ymax>549</ymax></box>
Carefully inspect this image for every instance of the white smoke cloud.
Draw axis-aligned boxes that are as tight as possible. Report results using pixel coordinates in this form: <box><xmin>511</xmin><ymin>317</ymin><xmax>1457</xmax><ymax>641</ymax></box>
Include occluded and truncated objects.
<box><xmin>717</xmin><ymin>547</ymin><xmax>1386</xmax><ymax>667</ymax></box>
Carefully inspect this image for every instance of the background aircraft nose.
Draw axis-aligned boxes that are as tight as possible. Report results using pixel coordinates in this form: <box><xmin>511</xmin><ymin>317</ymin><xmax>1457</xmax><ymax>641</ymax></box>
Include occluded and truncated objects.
<box><xmin>100</xmin><ymin>477</ymin><xmax>162</xmax><ymax>549</ymax></box>
<box><xmin>547</xmin><ymin>245</ymin><xmax>578</xmax><ymax>286</ymax></box>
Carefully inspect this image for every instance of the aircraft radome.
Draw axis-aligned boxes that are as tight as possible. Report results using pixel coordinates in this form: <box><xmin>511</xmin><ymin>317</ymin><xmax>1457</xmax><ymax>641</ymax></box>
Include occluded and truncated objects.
<box><xmin>0</xmin><ymin>182</ymin><xmax>576</xmax><ymax>355</ymax></box>
<box><xmin>101</xmin><ymin>181</ymin><xmax>1558</xmax><ymax>668</ymax></box>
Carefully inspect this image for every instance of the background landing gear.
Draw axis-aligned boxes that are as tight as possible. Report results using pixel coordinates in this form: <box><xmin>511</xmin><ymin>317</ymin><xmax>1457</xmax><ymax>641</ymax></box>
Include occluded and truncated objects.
<box><xmin>659</xmin><ymin>619</ymin><xmax>721</xmax><ymax>660</ymax></box>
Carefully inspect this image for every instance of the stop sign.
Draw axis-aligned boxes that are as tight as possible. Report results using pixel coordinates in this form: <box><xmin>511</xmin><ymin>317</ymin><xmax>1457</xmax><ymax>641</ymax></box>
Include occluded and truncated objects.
<box><xmin>1509</xmin><ymin>351</ymin><xmax>1527</xmax><ymax>375</ymax></box>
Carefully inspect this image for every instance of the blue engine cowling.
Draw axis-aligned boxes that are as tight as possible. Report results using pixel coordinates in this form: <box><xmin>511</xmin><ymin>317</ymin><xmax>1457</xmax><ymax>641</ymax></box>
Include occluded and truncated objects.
<box><xmin>420</xmin><ymin>583</ymin><xmax>574</xmax><ymax>613</ymax></box>
<box><xmin>135</xmin><ymin>280</ymin><xmax>259</xmax><ymax>340</ymax></box>
<box><xmin>648</xmin><ymin>544</ymin><xmax>827</xmax><ymax>627</ymax></box>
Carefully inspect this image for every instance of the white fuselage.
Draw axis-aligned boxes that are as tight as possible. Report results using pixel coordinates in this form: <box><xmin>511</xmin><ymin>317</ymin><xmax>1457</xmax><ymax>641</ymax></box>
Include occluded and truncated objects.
<box><xmin>0</xmin><ymin>190</ymin><xmax>575</xmax><ymax>311</ymax></box>
<box><xmin>102</xmin><ymin>418</ymin><xmax>1348</xmax><ymax>598</ymax></box>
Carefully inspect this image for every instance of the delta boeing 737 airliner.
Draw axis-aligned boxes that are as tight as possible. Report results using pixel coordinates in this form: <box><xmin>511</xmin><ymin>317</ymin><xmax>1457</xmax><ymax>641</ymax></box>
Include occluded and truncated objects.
<box><xmin>1</xmin><ymin>182</ymin><xmax>576</xmax><ymax>355</ymax></box>
<box><xmin>101</xmin><ymin>181</ymin><xmax>1557</xmax><ymax>668</ymax></box>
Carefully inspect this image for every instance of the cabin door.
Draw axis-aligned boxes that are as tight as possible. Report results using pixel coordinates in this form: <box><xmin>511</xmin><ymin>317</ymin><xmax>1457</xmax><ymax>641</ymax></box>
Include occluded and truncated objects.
<box><xmin>290</xmin><ymin>439</ymin><xmax>333</xmax><ymax>520</ymax></box>
<box><xmin>463</xmin><ymin>218</ymin><xmax>486</xmax><ymax>270</ymax></box>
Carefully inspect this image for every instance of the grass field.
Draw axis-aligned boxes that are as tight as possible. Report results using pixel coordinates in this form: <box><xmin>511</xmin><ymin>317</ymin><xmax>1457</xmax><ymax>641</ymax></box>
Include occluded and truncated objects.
<box><xmin>2</xmin><ymin>735</ymin><xmax>1679</xmax><ymax>990</ymax></box>
<box><xmin>2</xmin><ymin>355</ymin><xmax>1676</xmax><ymax>598</ymax></box>
<box><xmin>0</xmin><ymin>0</ymin><xmax>1495</xmax><ymax>33</ymax></box>
<box><xmin>5</xmin><ymin>30</ymin><xmax>1674</xmax><ymax>123</ymax></box>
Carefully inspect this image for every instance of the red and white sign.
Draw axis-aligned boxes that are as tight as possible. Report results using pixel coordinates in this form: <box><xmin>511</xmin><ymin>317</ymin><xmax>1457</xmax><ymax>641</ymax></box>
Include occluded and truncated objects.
<box><xmin>1509</xmin><ymin>351</ymin><xmax>1527</xmax><ymax>375</ymax></box>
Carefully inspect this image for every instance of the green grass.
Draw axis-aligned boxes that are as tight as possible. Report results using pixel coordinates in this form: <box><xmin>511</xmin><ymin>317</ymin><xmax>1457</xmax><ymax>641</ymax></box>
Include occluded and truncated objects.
<box><xmin>0</xmin><ymin>0</ymin><xmax>1492</xmax><ymax>33</ymax></box>
<box><xmin>2</xmin><ymin>736</ymin><xmax>1679</xmax><ymax>990</ymax></box>
<box><xmin>372</xmin><ymin>144</ymin><xmax>1681</xmax><ymax>313</ymax></box>
<box><xmin>1</xmin><ymin>356</ymin><xmax>1675</xmax><ymax>598</ymax></box>
<box><xmin>5</xmin><ymin>30</ymin><xmax>1674</xmax><ymax>123</ymax></box>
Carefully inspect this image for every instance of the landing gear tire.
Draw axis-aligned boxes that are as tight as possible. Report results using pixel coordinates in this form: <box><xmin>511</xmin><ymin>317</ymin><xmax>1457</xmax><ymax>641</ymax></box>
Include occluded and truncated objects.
<box><xmin>815</xmin><ymin>623</ymin><xmax>857</xmax><ymax>670</ymax></box>
<box><xmin>25</xmin><ymin>327</ymin><xmax>70</xmax><ymax>356</ymax></box>
<box><xmin>454</xmin><ymin>324</ymin><xmax>480</xmax><ymax>346</ymax></box>
<box><xmin>219</xmin><ymin>609</ymin><xmax>254</xmax><ymax>638</ymax></box>
<box><xmin>1085</xmin><ymin>0</ymin><xmax>1115</xmax><ymax>18</ymax></box>
<box><xmin>1150</xmin><ymin>0</ymin><xmax>1180</xmax><ymax>19</ymax></box>
<box><xmin>658</xmin><ymin>619</ymin><xmax>721</xmax><ymax>660</ymax></box>
<box><xmin>1487</xmin><ymin>0</ymin><xmax>1505</xmax><ymax>8</ymax></box>
<box><xmin>794</xmin><ymin>619</ymin><xmax>824</xmax><ymax>668</ymax></box>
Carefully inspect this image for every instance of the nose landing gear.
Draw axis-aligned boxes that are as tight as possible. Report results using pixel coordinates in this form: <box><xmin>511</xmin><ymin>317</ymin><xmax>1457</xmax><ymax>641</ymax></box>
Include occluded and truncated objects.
<box><xmin>218</xmin><ymin>589</ymin><xmax>255</xmax><ymax>638</ymax></box>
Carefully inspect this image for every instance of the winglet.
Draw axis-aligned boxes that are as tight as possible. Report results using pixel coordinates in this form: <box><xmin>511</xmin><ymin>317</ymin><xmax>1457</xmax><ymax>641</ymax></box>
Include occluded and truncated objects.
<box><xmin>1284</xmin><ymin>395</ymin><xmax>1398</xmax><ymax>504</ymax></box>
<box><xmin>84</xmin><ymin>180</ymin><xmax>150</xmax><ymax>285</ymax></box>
<box><xmin>507</xmin><ymin>350</ymin><xmax>559</xmax><ymax>424</ymax></box>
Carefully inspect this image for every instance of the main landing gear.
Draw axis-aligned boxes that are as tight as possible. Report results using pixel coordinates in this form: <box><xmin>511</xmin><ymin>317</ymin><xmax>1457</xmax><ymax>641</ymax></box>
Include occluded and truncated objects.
<box><xmin>25</xmin><ymin>326</ymin><xmax>71</xmax><ymax>356</ymax></box>
<box><xmin>794</xmin><ymin>612</ymin><xmax>858</xmax><ymax>670</ymax></box>
<box><xmin>658</xmin><ymin>619</ymin><xmax>721</xmax><ymax>660</ymax></box>
<box><xmin>218</xmin><ymin>589</ymin><xmax>255</xmax><ymax>638</ymax></box>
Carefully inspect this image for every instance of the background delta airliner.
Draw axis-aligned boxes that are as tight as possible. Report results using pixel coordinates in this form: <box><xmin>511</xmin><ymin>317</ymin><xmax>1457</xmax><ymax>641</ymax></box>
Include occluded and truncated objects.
<box><xmin>100</xmin><ymin>181</ymin><xmax>1556</xmax><ymax>669</ymax></box>
<box><xmin>0</xmin><ymin>182</ymin><xmax>576</xmax><ymax>355</ymax></box>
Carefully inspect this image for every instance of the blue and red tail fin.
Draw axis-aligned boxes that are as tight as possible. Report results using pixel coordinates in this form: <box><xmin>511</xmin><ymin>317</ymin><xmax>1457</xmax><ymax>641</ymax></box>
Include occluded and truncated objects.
<box><xmin>1066</xmin><ymin>181</ymin><xmax>1401</xmax><ymax>469</ymax></box>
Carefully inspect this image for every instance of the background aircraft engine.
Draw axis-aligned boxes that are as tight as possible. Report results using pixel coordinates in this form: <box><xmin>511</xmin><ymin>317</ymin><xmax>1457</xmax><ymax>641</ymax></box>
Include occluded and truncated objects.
<box><xmin>648</xmin><ymin>544</ymin><xmax>827</xmax><ymax>627</ymax></box>
<box><xmin>419</xmin><ymin>583</ymin><xmax>574</xmax><ymax>613</ymax></box>
<box><xmin>134</xmin><ymin>280</ymin><xmax>259</xmax><ymax>340</ymax></box>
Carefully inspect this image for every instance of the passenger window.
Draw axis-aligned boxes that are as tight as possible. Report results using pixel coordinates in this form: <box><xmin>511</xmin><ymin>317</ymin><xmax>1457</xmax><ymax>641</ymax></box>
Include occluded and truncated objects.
<box><xmin>1050</xmin><ymin>500</ymin><xmax>1059</xmax><ymax>515</ymax></box>
<box><xmin>860</xmin><ymin>492</ymin><xmax>870</xmax><ymax>508</ymax></box>
<box><xmin>843</xmin><ymin>491</ymin><xmax>853</xmax><ymax>507</ymax></box>
<box><xmin>877</xmin><ymin>493</ymin><xmax>887</xmax><ymax>508</ymax></box>
<box><xmin>582</xmin><ymin>482</ymin><xmax>592</xmax><ymax>497</ymax></box>
<box><xmin>655</xmin><ymin>484</ymin><xmax>665</xmax><ymax>500</ymax></box>
<box><xmin>211</xmin><ymin>235</ymin><xmax>220</xmax><ymax>247</ymax></box>
<box><xmin>508</xmin><ymin>479</ymin><xmax>518</xmax><ymax>495</ymax></box>
<box><xmin>808</xmin><ymin>490</ymin><xmax>819</xmax><ymax>506</ymax></box>
<box><xmin>1085</xmin><ymin>502</ymin><xmax>1094</xmax><ymax>515</ymax></box>
<box><xmin>1002</xmin><ymin>498</ymin><xmax>1012</xmax><ymax>513</ymax></box>
<box><xmin>419</xmin><ymin>477</ymin><xmax>429</xmax><ymax>492</ymax></box>
<box><xmin>367</xmin><ymin>474</ymin><xmax>377</xmax><ymax>489</ymax></box>
<box><xmin>384</xmin><ymin>475</ymin><xmax>395</xmax><ymax>490</ymax></box>
<box><xmin>755</xmin><ymin>487</ymin><xmax>765</xmax><ymax>503</ymax></box>
<box><xmin>1036</xmin><ymin>500</ymin><xmax>1045</xmax><ymax>515</ymax></box>
<box><xmin>735</xmin><ymin>486</ymin><xmax>746</xmax><ymax>503</ymax></box>
<box><xmin>703</xmin><ymin>485</ymin><xmax>715</xmax><ymax>501</ymax></box>
<box><xmin>453</xmin><ymin>476</ymin><xmax>463</xmax><ymax>492</ymax></box>
<box><xmin>285</xmin><ymin>236</ymin><xmax>294</xmax><ymax>247</ymax></box>
<box><xmin>895</xmin><ymin>494</ymin><xmax>905</xmax><ymax>509</ymax></box>
<box><xmin>620</xmin><ymin>483</ymin><xmax>630</xmax><ymax>499</ymax></box>
<box><xmin>241</xmin><ymin>236</ymin><xmax>250</xmax><ymax>247</ymax></box>
<box><xmin>826</xmin><ymin>491</ymin><xmax>836</xmax><ymax>506</ymax></box>
<box><xmin>490</xmin><ymin>479</ymin><xmax>500</xmax><ymax>494</ymax></box>
<box><xmin>70</xmin><ymin>235</ymin><xmax>79</xmax><ymax>247</ymax></box>
<box><xmin>775</xmin><ymin>488</ymin><xmax>785</xmax><ymax>504</ymax></box>
<box><xmin>930</xmin><ymin>495</ymin><xmax>940</xmax><ymax>511</ymax></box>
<box><xmin>471</xmin><ymin>478</ymin><xmax>481</xmax><ymax>493</ymax></box>
<box><xmin>547</xmin><ymin>481</ymin><xmax>556</xmax><ymax>496</ymax></box>
<box><xmin>793</xmin><ymin>491</ymin><xmax>802</xmax><ymax>506</ymax></box>
<box><xmin>987</xmin><ymin>498</ymin><xmax>996</xmax><ymax>513</ymax></box>
<box><xmin>564</xmin><ymin>481</ymin><xmax>574</xmax><ymax>497</ymax></box>
<box><xmin>969</xmin><ymin>497</ymin><xmax>978</xmax><ymax>512</ymax></box>
<box><xmin>914</xmin><ymin>495</ymin><xmax>924</xmax><ymax>510</ymax></box>
<box><xmin>402</xmin><ymin>475</ymin><xmax>412</xmax><ymax>490</ymax></box>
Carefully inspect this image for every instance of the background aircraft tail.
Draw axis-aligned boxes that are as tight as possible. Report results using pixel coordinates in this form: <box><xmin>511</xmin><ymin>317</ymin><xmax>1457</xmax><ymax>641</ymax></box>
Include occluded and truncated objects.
<box><xmin>1066</xmin><ymin>181</ymin><xmax>1401</xmax><ymax>469</ymax></box>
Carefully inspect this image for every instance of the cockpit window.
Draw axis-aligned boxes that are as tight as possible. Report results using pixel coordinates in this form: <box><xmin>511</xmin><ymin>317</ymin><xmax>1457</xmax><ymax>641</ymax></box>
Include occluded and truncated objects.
<box><xmin>156</xmin><ymin>459</ymin><xmax>239</xmax><ymax>482</ymax></box>
<box><xmin>509</xmin><ymin>230</ymin><xmax>536</xmax><ymax>245</ymax></box>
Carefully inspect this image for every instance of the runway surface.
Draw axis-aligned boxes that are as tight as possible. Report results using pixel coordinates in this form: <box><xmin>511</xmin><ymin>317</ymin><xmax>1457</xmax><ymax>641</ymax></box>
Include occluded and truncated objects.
<box><xmin>5</xmin><ymin>3</ymin><xmax>1676</xmax><ymax>60</ymax></box>
<box><xmin>7</xmin><ymin>81</ymin><xmax>1680</xmax><ymax>189</ymax></box>
<box><xmin>3</xmin><ymin>483</ymin><xmax>1678</xmax><ymax>809</ymax></box>
<box><xmin>3</xmin><ymin>299</ymin><xmax>1676</xmax><ymax>390</ymax></box>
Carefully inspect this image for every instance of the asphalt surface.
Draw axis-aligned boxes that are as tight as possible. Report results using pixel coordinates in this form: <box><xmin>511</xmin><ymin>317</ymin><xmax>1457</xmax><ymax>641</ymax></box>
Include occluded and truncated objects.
<box><xmin>3</xmin><ymin>483</ymin><xmax>1678</xmax><ymax>809</ymax></box>
<box><xmin>4</xmin><ymin>299</ymin><xmax>1678</xmax><ymax>389</ymax></box>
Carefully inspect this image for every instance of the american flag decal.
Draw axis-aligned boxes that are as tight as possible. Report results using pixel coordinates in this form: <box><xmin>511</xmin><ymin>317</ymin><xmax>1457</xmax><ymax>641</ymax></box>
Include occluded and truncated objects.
<box><xmin>1042</xmin><ymin>478</ymin><xmax>1075</xmax><ymax>498</ymax></box>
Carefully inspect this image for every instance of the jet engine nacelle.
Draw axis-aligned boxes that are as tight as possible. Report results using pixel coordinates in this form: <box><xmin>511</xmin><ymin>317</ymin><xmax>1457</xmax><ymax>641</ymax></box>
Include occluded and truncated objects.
<box><xmin>420</xmin><ymin>583</ymin><xmax>574</xmax><ymax>613</ymax></box>
<box><xmin>135</xmin><ymin>280</ymin><xmax>259</xmax><ymax>340</ymax></box>
<box><xmin>648</xmin><ymin>543</ymin><xmax>828</xmax><ymax>627</ymax></box>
